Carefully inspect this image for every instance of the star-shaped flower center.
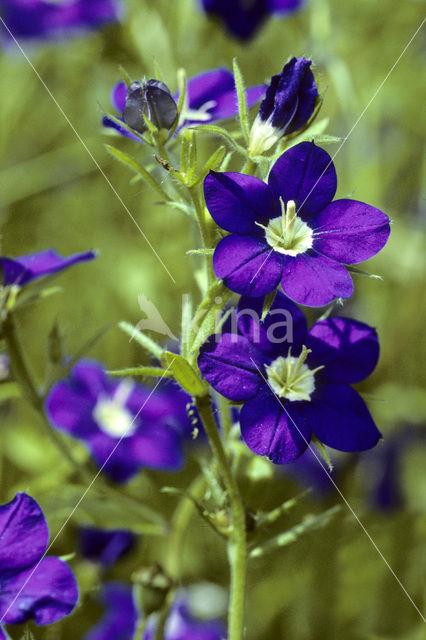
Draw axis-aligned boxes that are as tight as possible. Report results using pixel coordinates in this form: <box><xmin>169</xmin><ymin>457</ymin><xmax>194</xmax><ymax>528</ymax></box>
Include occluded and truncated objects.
<box><xmin>257</xmin><ymin>199</ymin><xmax>313</xmax><ymax>256</ymax></box>
<box><xmin>93</xmin><ymin>380</ymin><xmax>137</xmax><ymax>438</ymax></box>
<box><xmin>265</xmin><ymin>346</ymin><xmax>323</xmax><ymax>402</ymax></box>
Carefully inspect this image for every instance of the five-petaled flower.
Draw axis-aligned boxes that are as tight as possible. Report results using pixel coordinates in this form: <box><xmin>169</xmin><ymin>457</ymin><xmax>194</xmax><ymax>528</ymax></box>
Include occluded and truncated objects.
<box><xmin>204</xmin><ymin>141</ymin><xmax>391</xmax><ymax>307</ymax></box>
<box><xmin>0</xmin><ymin>248</ymin><xmax>96</xmax><ymax>288</ymax></box>
<box><xmin>198</xmin><ymin>292</ymin><xmax>382</xmax><ymax>464</ymax></box>
<box><xmin>45</xmin><ymin>360</ymin><xmax>187</xmax><ymax>483</ymax></box>
<box><xmin>0</xmin><ymin>493</ymin><xmax>78</xmax><ymax>639</ymax></box>
<box><xmin>0</xmin><ymin>0</ymin><xmax>122</xmax><ymax>42</ymax></box>
<box><xmin>249</xmin><ymin>57</ymin><xmax>319</xmax><ymax>155</ymax></box>
<box><xmin>200</xmin><ymin>0</ymin><xmax>304</xmax><ymax>41</ymax></box>
<box><xmin>103</xmin><ymin>68</ymin><xmax>265</xmax><ymax>142</ymax></box>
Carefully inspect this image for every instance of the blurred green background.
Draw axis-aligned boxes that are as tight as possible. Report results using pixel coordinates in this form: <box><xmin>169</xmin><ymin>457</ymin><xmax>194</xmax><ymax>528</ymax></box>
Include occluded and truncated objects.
<box><xmin>0</xmin><ymin>0</ymin><xmax>425</xmax><ymax>638</ymax></box>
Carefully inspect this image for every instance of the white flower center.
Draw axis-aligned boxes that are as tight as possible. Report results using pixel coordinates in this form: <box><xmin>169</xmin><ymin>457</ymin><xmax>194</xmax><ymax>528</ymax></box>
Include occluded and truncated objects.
<box><xmin>183</xmin><ymin>100</ymin><xmax>217</xmax><ymax>123</ymax></box>
<box><xmin>265</xmin><ymin>346</ymin><xmax>323</xmax><ymax>402</ymax></box>
<box><xmin>257</xmin><ymin>199</ymin><xmax>313</xmax><ymax>256</ymax></box>
<box><xmin>92</xmin><ymin>380</ymin><xmax>137</xmax><ymax>438</ymax></box>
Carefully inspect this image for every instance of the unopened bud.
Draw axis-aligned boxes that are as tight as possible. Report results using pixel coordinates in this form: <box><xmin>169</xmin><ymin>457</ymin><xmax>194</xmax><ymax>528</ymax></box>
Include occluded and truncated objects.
<box><xmin>123</xmin><ymin>80</ymin><xmax>178</xmax><ymax>134</ymax></box>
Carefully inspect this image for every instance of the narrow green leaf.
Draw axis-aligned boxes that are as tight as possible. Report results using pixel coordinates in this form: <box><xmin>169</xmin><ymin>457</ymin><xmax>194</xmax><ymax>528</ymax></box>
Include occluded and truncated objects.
<box><xmin>189</xmin><ymin>124</ymin><xmax>247</xmax><ymax>156</ymax></box>
<box><xmin>186</xmin><ymin>248</ymin><xmax>215</xmax><ymax>256</ymax></box>
<box><xmin>346</xmin><ymin>265</ymin><xmax>383</xmax><ymax>280</ymax></box>
<box><xmin>188</xmin><ymin>145</ymin><xmax>226</xmax><ymax>186</ymax></box>
<box><xmin>105</xmin><ymin>144</ymin><xmax>170</xmax><ymax>200</ymax></box>
<box><xmin>232</xmin><ymin>58</ymin><xmax>250</xmax><ymax>144</ymax></box>
<box><xmin>256</xmin><ymin>489</ymin><xmax>311</xmax><ymax>528</ymax></box>
<box><xmin>107</xmin><ymin>366</ymin><xmax>174</xmax><ymax>379</ymax></box>
<box><xmin>160</xmin><ymin>351</ymin><xmax>207</xmax><ymax>397</ymax></box>
<box><xmin>261</xmin><ymin>291</ymin><xmax>277</xmax><ymax>321</ymax></box>
<box><xmin>118</xmin><ymin>321</ymin><xmax>164</xmax><ymax>359</ymax></box>
<box><xmin>250</xmin><ymin>506</ymin><xmax>341</xmax><ymax>558</ymax></box>
<box><xmin>118</xmin><ymin>64</ymin><xmax>133</xmax><ymax>87</ymax></box>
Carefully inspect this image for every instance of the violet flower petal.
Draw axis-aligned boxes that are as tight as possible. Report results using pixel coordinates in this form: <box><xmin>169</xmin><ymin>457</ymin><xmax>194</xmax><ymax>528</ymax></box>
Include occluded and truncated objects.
<box><xmin>240</xmin><ymin>388</ymin><xmax>312</xmax><ymax>463</ymax></box>
<box><xmin>0</xmin><ymin>557</ymin><xmax>78</xmax><ymax>625</ymax></box>
<box><xmin>306</xmin><ymin>317</ymin><xmax>379</xmax><ymax>384</ymax></box>
<box><xmin>307</xmin><ymin>385</ymin><xmax>382</xmax><ymax>452</ymax></box>
<box><xmin>213</xmin><ymin>235</ymin><xmax>283</xmax><ymax>297</ymax></box>
<box><xmin>281</xmin><ymin>251</ymin><xmax>353</xmax><ymax>307</ymax></box>
<box><xmin>268</xmin><ymin>142</ymin><xmax>337</xmax><ymax>218</ymax></box>
<box><xmin>0</xmin><ymin>494</ymin><xmax>48</xmax><ymax>575</ymax></box>
<box><xmin>204</xmin><ymin>171</ymin><xmax>279</xmax><ymax>234</ymax></box>
<box><xmin>312</xmin><ymin>199</ymin><xmax>391</xmax><ymax>264</ymax></box>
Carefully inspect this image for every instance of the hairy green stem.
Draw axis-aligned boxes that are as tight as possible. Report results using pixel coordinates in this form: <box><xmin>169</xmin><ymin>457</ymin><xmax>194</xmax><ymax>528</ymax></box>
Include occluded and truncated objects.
<box><xmin>195</xmin><ymin>395</ymin><xmax>247</xmax><ymax>640</ymax></box>
<box><xmin>241</xmin><ymin>158</ymin><xmax>257</xmax><ymax>175</ymax></box>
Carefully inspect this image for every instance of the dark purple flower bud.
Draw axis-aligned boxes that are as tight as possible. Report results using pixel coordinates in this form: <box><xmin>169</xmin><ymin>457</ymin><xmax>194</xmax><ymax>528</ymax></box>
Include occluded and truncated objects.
<box><xmin>249</xmin><ymin>57</ymin><xmax>318</xmax><ymax>155</ymax></box>
<box><xmin>123</xmin><ymin>80</ymin><xmax>178</xmax><ymax>134</ymax></box>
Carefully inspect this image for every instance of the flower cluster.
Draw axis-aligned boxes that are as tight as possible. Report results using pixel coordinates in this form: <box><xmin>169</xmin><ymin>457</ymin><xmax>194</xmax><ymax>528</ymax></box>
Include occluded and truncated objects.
<box><xmin>0</xmin><ymin>493</ymin><xmax>78</xmax><ymax>639</ymax></box>
<box><xmin>0</xmin><ymin>0</ymin><xmax>122</xmax><ymax>42</ymax></box>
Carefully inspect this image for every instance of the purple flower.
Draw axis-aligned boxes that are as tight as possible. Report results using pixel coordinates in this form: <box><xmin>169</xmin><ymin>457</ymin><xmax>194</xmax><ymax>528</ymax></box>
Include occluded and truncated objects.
<box><xmin>103</xmin><ymin>68</ymin><xmax>266</xmax><ymax>141</ymax></box>
<box><xmin>0</xmin><ymin>0</ymin><xmax>122</xmax><ymax>41</ymax></box>
<box><xmin>198</xmin><ymin>292</ymin><xmax>382</xmax><ymax>464</ymax></box>
<box><xmin>78</xmin><ymin>526</ymin><xmax>135</xmax><ymax>569</ymax></box>
<box><xmin>143</xmin><ymin>593</ymin><xmax>226</xmax><ymax>640</ymax></box>
<box><xmin>0</xmin><ymin>493</ymin><xmax>78</xmax><ymax>637</ymax></box>
<box><xmin>204</xmin><ymin>141</ymin><xmax>390</xmax><ymax>306</ymax></box>
<box><xmin>0</xmin><ymin>248</ymin><xmax>96</xmax><ymax>287</ymax></box>
<box><xmin>249</xmin><ymin>57</ymin><xmax>318</xmax><ymax>155</ymax></box>
<box><xmin>45</xmin><ymin>360</ymin><xmax>185</xmax><ymax>483</ymax></box>
<box><xmin>84</xmin><ymin>582</ymin><xmax>137</xmax><ymax>640</ymax></box>
<box><xmin>200</xmin><ymin>0</ymin><xmax>304</xmax><ymax>40</ymax></box>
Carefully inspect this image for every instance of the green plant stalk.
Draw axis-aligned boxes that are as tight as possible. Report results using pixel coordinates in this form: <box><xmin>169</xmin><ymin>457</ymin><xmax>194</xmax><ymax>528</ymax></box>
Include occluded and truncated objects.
<box><xmin>2</xmin><ymin>313</ymin><xmax>90</xmax><ymax>479</ymax></box>
<box><xmin>195</xmin><ymin>395</ymin><xmax>247</xmax><ymax>640</ymax></box>
<box><xmin>188</xmin><ymin>185</ymin><xmax>214</xmax><ymax>287</ymax></box>
<box><xmin>241</xmin><ymin>158</ymin><xmax>257</xmax><ymax>175</ymax></box>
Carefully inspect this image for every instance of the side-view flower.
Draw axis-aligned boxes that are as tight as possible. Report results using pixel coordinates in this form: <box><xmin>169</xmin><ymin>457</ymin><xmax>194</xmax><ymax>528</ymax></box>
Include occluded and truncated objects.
<box><xmin>0</xmin><ymin>493</ymin><xmax>78</xmax><ymax>639</ymax></box>
<box><xmin>199</xmin><ymin>292</ymin><xmax>382</xmax><ymax>463</ymax></box>
<box><xmin>103</xmin><ymin>68</ymin><xmax>266</xmax><ymax>141</ymax></box>
<box><xmin>200</xmin><ymin>0</ymin><xmax>304</xmax><ymax>41</ymax></box>
<box><xmin>45</xmin><ymin>360</ymin><xmax>187</xmax><ymax>482</ymax></box>
<box><xmin>204</xmin><ymin>141</ymin><xmax>391</xmax><ymax>306</ymax></box>
<box><xmin>0</xmin><ymin>248</ymin><xmax>96</xmax><ymax>287</ymax></box>
<box><xmin>0</xmin><ymin>0</ymin><xmax>122</xmax><ymax>41</ymax></box>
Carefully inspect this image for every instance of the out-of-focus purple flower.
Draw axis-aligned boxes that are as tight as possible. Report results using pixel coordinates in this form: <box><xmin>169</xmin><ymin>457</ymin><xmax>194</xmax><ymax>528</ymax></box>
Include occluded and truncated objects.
<box><xmin>0</xmin><ymin>248</ymin><xmax>96</xmax><ymax>287</ymax></box>
<box><xmin>143</xmin><ymin>592</ymin><xmax>226</xmax><ymax>640</ymax></box>
<box><xmin>249</xmin><ymin>57</ymin><xmax>318</xmax><ymax>155</ymax></box>
<box><xmin>204</xmin><ymin>141</ymin><xmax>390</xmax><ymax>306</ymax></box>
<box><xmin>103</xmin><ymin>68</ymin><xmax>265</xmax><ymax>141</ymax></box>
<box><xmin>200</xmin><ymin>0</ymin><xmax>304</xmax><ymax>40</ymax></box>
<box><xmin>45</xmin><ymin>360</ymin><xmax>186</xmax><ymax>483</ymax></box>
<box><xmin>199</xmin><ymin>292</ymin><xmax>382</xmax><ymax>465</ymax></box>
<box><xmin>0</xmin><ymin>0</ymin><xmax>122</xmax><ymax>41</ymax></box>
<box><xmin>78</xmin><ymin>526</ymin><xmax>135</xmax><ymax>569</ymax></box>
<box><xmin>0</xmin><ymin>493</ymin><xmax>78</xmax><ymax>638</ymax></box>
<box><xmin>84</xmin><ymin>582</ymin><xmax>137</xmax><ymax>640</ymax></box>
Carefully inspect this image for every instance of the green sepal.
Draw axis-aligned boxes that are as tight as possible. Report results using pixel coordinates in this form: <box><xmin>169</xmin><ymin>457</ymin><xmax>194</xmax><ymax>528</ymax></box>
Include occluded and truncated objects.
<box><xmin>232</xmin><ymin>58</ymin><xmax>250</xmax><ymax>144</ymax></box>
<box><xmin>160</xmin><ymin>351</ymin><xmax>207</xmax><ymax>396</ymax></box>
<box><xmin>312</xmin><ymin>436</ymin><xmax>333</xmax><ymax>472</ymax></box>
<box><xmin>186</xmin><ymin>248</ymin><xmax>215</xmax><ymax>256</ymax></box>
<box><xmin>188</xmin><ymin>145</ymin><xmax>227</xmax><ymax>187</ymax></box>
<box><xmin>47</xmin><ymin>319</ymin><xmax>64</xmax><ymax>366</ymax></box>
<box><xmin>261</xmin><ymin>291</ymin><xmax>277</xmax><ymax>321</ymax></box>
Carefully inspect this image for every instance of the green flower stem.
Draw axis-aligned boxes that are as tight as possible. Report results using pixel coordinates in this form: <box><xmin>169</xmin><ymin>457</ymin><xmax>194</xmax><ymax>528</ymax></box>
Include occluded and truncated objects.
<box><xmin>2</xmin><ymin>313</ymin><xmax>90</xmax><ymax>479</ymax></box>
<box><xmin>195</xmin><ymin>395</ymin><xmax>247</xmax><ymax>640</ymax></box>
<box><xmin>241</xmin><ymin>158</ymin><xmax>257</xmax><ymax>175</ymax></box>
<box><xmin>188</xmin><ymin>185</ymin><xmax>214</xmax><ymax>287</ymax></box>
<box><xmin>217</xmin><ymin>393</ymin><xmax>233</xmax><ymax>443</ymax></box>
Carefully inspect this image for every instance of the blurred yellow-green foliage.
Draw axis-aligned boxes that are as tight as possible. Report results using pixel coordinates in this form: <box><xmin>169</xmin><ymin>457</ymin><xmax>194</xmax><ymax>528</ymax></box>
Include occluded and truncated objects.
<box><xmin>0</xmin><ymin>0</ymin><xmax>425</xmax><ymax>638</ymax></box>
